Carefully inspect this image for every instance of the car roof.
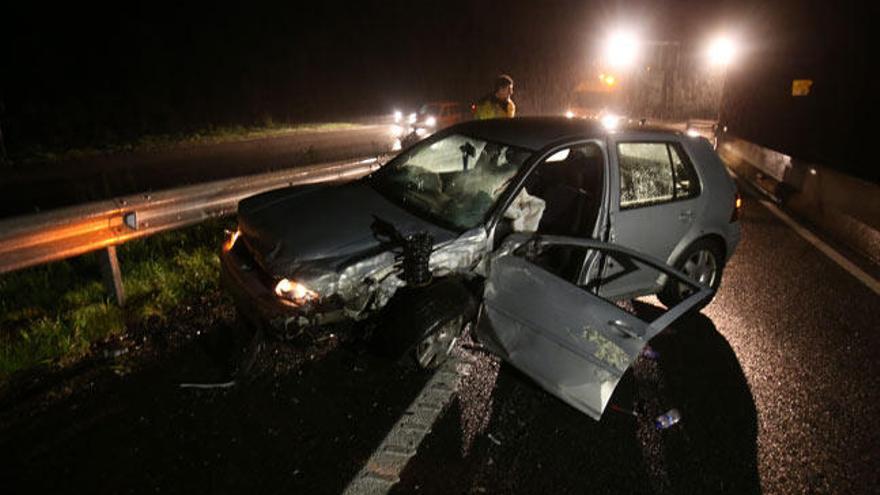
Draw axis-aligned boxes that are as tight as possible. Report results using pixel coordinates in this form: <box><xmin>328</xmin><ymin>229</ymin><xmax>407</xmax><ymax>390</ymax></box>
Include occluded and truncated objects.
<box><xmin>448</xmin><ymin>116</ymin><xmax>682</xmax><ymax>151</ymax></box>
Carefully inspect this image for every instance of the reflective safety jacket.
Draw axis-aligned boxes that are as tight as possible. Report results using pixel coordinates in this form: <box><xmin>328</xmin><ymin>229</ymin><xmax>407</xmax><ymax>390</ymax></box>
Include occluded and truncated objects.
<box><xmin>474</xmin><ymin>95</ymin><xmax>516</xmax><ymax>120</ymax></box>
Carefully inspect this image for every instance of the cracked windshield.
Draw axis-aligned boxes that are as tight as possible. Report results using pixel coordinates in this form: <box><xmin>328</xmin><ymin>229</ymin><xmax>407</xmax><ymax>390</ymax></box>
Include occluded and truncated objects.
<box><xmin>371</xmin><ymin>134</ymin><xmax>532</xmax><ymax>230</ymax></box>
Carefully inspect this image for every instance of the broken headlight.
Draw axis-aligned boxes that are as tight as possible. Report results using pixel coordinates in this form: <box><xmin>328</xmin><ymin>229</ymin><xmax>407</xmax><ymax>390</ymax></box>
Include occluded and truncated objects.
<box><xmin>274</xmin><ymin>278</ymin><xmax>319</xmax><ymax>306</ymax></box>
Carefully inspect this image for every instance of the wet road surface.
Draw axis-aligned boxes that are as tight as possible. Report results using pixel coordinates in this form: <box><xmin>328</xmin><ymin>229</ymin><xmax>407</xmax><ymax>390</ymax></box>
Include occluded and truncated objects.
<box><xmin>2</xmin><ymin>185</ymin><xmax>879</xmax><ymax>494</ymax></box>
<box><xmin>0</xmin><ymin>124</ymin><xmax>396</xmax><ymax>218</ymax></box>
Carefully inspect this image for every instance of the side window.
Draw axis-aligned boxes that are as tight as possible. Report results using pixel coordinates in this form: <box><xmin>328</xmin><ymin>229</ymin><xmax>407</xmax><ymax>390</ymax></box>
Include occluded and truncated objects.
<box><xmin>669</xmin><ymin>145</ymin><xmax>700</xmax><ymax>199</ymax></box>
<box><xmin>617</xmin><ymin>142</ymin><xmax>700</xmax><ymax>209</ymax></box>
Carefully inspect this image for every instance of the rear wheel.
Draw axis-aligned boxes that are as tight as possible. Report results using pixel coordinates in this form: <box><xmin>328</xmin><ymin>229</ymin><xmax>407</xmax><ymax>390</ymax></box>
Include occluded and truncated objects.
<box><xmin>658</xmin><ymin>239</ymin><xmax>724</xmax><ymax>310</ymax></box>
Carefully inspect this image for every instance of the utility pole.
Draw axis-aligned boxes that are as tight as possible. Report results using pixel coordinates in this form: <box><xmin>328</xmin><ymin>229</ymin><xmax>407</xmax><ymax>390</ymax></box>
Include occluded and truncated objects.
<box><xmin>655</xmin><ymin>41</ymin><xmax>681</xmax><ymax>120</ymax></box>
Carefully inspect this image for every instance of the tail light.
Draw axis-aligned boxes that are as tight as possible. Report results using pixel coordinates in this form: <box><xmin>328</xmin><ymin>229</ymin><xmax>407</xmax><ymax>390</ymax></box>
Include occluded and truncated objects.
<box><xmin>730</xmin><ymin>191</ymin><xmax>743</xmax><ymax>222</ymax></box>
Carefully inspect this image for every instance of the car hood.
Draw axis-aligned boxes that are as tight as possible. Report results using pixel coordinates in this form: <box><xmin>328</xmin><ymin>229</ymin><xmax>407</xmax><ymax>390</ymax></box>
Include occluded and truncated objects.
<box><xmin>237</xmin><ymin>181</ymin><xmax>457</xmax><ymax>275</ymax></box>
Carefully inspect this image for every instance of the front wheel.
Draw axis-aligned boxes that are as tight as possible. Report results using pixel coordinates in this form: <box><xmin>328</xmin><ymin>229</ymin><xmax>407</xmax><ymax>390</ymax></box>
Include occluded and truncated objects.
<box><xmin>658</xmin><ymin>239</ymin><xmax>724</xmax><ymax>310</ymax></box>
<box><xmin>412</xmin><ymin>317</ymin><xmax>465</xmax><ymax>370</ymax></box>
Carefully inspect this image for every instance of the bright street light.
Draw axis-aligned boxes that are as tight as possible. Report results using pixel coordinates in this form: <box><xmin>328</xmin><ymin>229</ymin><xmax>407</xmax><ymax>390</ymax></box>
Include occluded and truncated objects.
<box><xmin>602</xmin><ymin>30</ymin><xmax>640</xmax><ymax>69</ymax></box>
<box><xmin>707</xmin><ymin>35</ymin><xmax>737</xmax><ymax>67</ymax></box>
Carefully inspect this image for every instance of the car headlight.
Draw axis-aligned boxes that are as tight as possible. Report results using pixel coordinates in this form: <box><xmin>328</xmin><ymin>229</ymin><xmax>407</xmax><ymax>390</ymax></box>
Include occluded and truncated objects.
<box><xmin>393</xmin><ymin>110</ymin><xmax>402</xmax><ymax>123</ymax></box>
<box><xmin>408</xmin><ymin>112</ymin><xmax>417</xmax><ymax>124</ymax></box>
<box><xmin>425</xmin><ymin>115</ymin><xmax>437</xmax><ymax>127</ymax></box>
<box><xmin>600</xmin><ymin>114</ymin><xmax>621</xmax><ymax>130</ymax></box>
<box><xmin>274</xmin><ymin>278</ymin><xmax>319</xmax><ymax>305</ymax></box>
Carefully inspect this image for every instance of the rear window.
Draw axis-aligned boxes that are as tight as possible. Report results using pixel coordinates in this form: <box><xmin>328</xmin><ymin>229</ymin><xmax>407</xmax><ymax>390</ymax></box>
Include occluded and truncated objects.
<box><xmin>617</xmin><ymin>142</ymin><xmax>700</xmax><ymax>209</ymax></box>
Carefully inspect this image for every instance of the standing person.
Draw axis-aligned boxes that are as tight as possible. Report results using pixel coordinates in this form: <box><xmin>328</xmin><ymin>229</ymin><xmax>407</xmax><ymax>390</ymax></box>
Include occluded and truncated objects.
<box><xmin>474</xmin><ymin>74</ymin><xmax>516</xmax><ymax>120</ymax></box>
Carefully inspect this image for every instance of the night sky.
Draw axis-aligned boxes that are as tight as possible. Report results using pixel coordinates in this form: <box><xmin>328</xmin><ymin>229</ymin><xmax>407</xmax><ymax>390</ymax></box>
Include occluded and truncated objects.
<box><xmin>2</xmin><ymin>0</ymin><xmax>873</xmax><ymax>179</ymax></box>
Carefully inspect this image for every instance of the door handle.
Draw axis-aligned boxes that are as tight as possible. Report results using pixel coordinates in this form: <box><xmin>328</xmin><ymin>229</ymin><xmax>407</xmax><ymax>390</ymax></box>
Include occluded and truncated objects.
<box><xmin>607</xmin><ymin>319</ymin><xmax>644</xmax><ymax>339</ymax></box>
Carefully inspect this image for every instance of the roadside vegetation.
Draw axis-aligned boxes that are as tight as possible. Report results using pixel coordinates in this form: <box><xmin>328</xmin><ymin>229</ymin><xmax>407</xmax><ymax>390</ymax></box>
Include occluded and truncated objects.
<box><xmin>0</xmin><ymin>219</ymin><xmax>233</xmax><ymax>379</ymax></box>
<box><xmin>7</xmin><ymin>121</ymin><xmax>362</xmax><ymax>167</ymax></box>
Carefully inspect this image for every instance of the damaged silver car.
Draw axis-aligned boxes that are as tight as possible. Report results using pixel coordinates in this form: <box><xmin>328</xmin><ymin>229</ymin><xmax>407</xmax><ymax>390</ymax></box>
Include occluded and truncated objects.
<box><xmin>221</xmin><ymin>117</ymin><xmax>741</xmax><ymax>419</ymax></box>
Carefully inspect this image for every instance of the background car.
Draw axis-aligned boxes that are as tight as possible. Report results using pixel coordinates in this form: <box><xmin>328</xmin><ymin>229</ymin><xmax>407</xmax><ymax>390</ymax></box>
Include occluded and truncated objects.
<box><xmin>396</xmin><ymin>101</ymin><xmax>467</xmax><ymax>148</ymax></box>
<box><xmin>417</xmin><ymin>101</ymin><xmax>466</xmax><ymax>130</ymax></box>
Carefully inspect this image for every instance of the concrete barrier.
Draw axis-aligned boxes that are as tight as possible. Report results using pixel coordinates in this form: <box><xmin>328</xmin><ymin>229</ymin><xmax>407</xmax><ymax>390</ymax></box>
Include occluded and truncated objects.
<box><xmin>718</xmin><ymin>136</ymin><xmax>880</xmax><ymax>265</ymax></box>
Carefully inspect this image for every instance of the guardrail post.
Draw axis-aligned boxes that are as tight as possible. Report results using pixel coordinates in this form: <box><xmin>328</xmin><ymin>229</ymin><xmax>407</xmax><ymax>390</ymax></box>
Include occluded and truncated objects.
<box><xmin>99</xmin><ymin>245</ymin><xmax>125</xmax><ymax>306</ymax></box>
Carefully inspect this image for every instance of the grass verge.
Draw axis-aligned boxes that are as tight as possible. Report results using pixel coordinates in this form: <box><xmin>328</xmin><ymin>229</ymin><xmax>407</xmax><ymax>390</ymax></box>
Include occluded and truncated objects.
<box><xmin>0</xmin><ymin>218</ymin><xmax>233</xmax><ymax>380</ymax></box>
<box><xmin>12</xmin><ymin>121</ymin><xmax>363</xmax><ymax>166</ymax></box>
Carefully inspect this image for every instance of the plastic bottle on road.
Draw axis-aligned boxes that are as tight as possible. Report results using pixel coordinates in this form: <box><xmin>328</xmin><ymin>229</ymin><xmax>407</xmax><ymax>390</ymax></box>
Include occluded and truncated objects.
<box><xmin>654</xmin><ymin>408</ymin><xmax>682</xmax><ymax>430</ymax></box>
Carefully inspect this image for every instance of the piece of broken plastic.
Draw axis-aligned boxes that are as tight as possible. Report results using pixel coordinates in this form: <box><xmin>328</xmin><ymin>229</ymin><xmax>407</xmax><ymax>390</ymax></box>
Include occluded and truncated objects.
<box><xmin>654</xmin><ymin>408</ymin><xmax>682</xmax><ymax>430</ymax></box>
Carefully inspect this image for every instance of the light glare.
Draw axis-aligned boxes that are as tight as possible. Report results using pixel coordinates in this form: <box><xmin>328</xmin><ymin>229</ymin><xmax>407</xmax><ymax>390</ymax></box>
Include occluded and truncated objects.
<box><xmin>603</xmin><ymin>30</ymin><xmax>640</xmax><ymax>68</ymax></box>
<box><xmin>224</xmin><ymin>229</ymin><xmax>240</xmax><ymax>251</ymax></box>
<box><xmin>601</xmin><ymin>113</ymin><xmax>621</xmax><ymax>130</ymax></box>
<box><xmin>707</xmin><ymin>35</ymin><xmax>737</xmax><ymax>67</ymax></box>
<box><xmin>274</xmin><ymin>278</ymin><xmax>318</xmax><ymax>304</ymax></box>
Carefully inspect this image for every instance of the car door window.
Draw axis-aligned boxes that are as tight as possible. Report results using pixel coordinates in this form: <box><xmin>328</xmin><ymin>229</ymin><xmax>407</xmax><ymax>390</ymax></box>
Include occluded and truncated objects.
<box><xmin>618</xmin><ymin>142</ymin><xmax>699</xmax><ymax>209</ymax></box>
<box><xmin>505</xmin><ymin>143</ymin><xmax>604</xmax><ymax>237</ymax></box>
<box><xmin>517</xmin><ymin>238</ymin><xmax>691</xmax><ymax>314</ymax></box>
<box><xmin>669</xmin><ymin>144</ymin><xmax>700</xmax><ymax>198</ymax></box>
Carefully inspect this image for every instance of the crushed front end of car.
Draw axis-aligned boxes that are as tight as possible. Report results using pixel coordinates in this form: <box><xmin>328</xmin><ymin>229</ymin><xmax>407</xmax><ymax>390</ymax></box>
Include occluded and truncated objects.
<box><xmin>220</xmin><ymin>182</ymin><xmax>489</xmax><ymax>336</ymax></box>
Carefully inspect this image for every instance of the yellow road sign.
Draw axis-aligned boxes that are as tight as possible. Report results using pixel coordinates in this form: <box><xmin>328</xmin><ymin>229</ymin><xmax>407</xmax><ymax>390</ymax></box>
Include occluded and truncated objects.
<box><xmin>792</xmin><ymin>79</ymin><xmax>813</xmax><ymax>96</ymax></box>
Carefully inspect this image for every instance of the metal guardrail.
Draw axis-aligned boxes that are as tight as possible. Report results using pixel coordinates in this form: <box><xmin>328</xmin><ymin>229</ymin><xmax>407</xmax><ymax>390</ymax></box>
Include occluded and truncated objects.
<box><xmin>0</xmin><ymin>156</ymin><xmax>384</xmax><ymax>301</ymax></box>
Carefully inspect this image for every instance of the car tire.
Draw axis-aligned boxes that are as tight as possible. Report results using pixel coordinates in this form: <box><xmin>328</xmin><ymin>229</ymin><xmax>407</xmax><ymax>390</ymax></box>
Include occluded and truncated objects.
<box><xmin>372</xmin><ymin>278</ymin><xmax>477</xmax><ymax>371</ymax></box>
<box><xmin>411</xmin><ymin>315</ymin><xmax>466</xmax><ymax>370</ymax></box>
<box><xmin>658</xmin><ymin>238</ymin><xmax>724</xmax><ymax>311</ymax></box>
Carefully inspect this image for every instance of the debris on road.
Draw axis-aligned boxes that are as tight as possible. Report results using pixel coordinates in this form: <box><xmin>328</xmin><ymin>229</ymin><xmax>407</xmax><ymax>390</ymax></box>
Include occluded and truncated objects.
<box><xmin>179</xmin><ymin>381</ymin><xmax>236</xmax><ymax>390</ymax></box>
<box><xmin>654</xmin><ymin>408</ymin><xmax>682</xmax><ymax>430</ymax></box>
<box><xmin>641</xmin><ymin>345</ymin><xmax>659</xmax><ymax>360</ymax></box>
<box><xmin>609</xmin><ymin>403</ymin><xmax>638</xmax><ymax>417</ymax></box>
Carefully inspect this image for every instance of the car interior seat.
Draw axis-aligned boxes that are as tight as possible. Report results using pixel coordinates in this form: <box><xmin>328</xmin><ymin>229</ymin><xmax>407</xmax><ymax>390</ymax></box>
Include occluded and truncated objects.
<box><xmin>528</xmin><ymin>149</ymin><xmax>603</xmax><ymax>281</ymax></box>
<box><xmin>534</xmin><ymin>150</ymin><xmax>595</xmax><ymax>237</ymax></box>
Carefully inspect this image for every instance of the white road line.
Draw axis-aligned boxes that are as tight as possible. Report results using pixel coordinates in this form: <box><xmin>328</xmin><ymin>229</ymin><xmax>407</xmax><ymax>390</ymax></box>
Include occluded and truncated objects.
<box><xmin>758</xmin><ymin>198</ymin><xmax>880</xmax><ymax>296</ymax></box>
<box><xmin>342</xmin><ymin>358</ymin><xmax>471</xmax><ymax>495</ymax></box>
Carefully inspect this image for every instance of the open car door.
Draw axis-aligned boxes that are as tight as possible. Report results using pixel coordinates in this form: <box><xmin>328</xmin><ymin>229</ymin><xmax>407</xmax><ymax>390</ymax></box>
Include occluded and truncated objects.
<box><xmin>477</xmin><ymin>234</ymin><xmax>712</xmax><ymax>420</ymax></box>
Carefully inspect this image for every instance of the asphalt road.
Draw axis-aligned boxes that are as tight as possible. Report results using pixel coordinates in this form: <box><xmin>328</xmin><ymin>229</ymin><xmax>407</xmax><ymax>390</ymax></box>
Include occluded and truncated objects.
<box><xmin>0</xmin><ymin>124</ymin><xmax>396</xmax><ymax>218</ymax></box>
<box><xmin>1</xmin><ymin>184</ymin><xmax>878</xmax><ymax>494</ymax></box>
